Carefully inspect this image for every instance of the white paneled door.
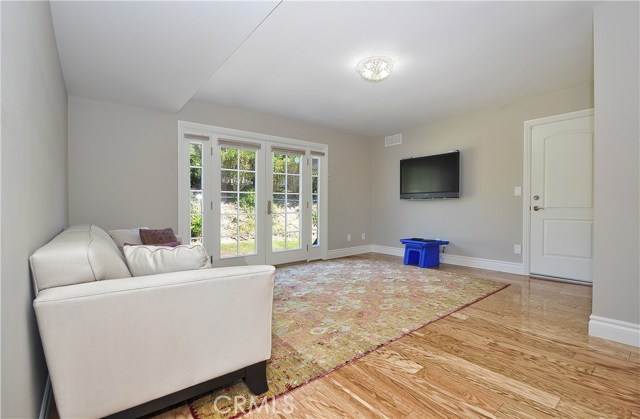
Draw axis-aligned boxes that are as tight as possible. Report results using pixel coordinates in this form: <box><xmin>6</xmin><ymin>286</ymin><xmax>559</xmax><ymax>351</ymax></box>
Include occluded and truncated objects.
<box><xmin>529</xmin><ymin>113</ymin><xmax>594</xmax><ymax>282</ymax></box>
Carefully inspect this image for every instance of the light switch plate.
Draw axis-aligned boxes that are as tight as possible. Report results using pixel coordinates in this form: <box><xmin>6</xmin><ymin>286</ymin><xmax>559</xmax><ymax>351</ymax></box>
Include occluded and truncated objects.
<box><xmin>514</xmin><ymin>186</ymin><xmax>522</xmax><ymax>196</ymax></box>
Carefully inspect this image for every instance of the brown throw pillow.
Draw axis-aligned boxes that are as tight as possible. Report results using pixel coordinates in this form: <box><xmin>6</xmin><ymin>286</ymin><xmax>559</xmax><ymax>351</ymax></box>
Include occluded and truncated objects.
<box><xmin>139</xmin><ymin>228</ymin><xmax>178</xmax><ymax>245</ymax></box>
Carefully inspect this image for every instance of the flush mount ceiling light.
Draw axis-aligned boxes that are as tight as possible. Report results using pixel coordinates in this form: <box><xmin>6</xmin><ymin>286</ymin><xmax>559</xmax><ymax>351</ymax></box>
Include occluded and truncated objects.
<box><xmin>356</xmin><ymin>56</ymin><xmax>394</xmax><ymax>82</ymax></box>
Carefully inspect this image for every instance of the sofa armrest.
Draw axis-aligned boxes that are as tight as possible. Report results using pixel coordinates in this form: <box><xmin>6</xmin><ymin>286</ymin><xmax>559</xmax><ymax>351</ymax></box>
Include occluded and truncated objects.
<box><xmin>34</xmin><ymin>265</ymin><xmax>276</xmax><ymax>419</ymax></box>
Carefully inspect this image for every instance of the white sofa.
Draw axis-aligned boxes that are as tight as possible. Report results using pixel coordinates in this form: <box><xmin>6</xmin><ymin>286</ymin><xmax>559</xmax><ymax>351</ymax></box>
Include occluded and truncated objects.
<box><xmin>30</xmin><ymin>225</ymin><xmax>276</xmax><ymax>418</ymax></box>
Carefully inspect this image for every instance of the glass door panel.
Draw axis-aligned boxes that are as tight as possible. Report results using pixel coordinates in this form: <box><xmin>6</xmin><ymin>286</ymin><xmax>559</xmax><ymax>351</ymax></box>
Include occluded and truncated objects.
<box><xmin>309</xmin><ymin>155</ymin><xmax>323</xmax><ymax>260</ymax></box>
<box><xmin>189</xmin><ymin>142</ymin><xmax>204</xmax><ymax>244</ymax></box>
<box><xmin>267</xmin><ymin>149</ymin><xmax>307</xmax><ymax>265</ymax></box>
<box><xmin>220</xmin><ymin>147</ymin><xmax>258</xmax><ymax>259</ymax></box>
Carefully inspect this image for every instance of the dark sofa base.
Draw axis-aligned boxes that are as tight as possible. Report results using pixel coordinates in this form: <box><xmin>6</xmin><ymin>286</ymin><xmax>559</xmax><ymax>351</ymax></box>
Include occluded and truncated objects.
<box><xmin>104</xmin><ymin>360</ymin><xmax>268</xmax><ymax>419</ymax></box>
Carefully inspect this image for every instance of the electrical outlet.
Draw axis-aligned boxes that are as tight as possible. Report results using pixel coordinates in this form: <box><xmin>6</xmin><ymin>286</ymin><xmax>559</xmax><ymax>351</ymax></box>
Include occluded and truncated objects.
<box><xmin>514</xmin><ymin>244</ymin><xmax>522</xmax><ymax>254</ymax></box>
<box><xmin>347</xmin><ymin>233</ymin><xmax>351</xmax><ymax>242</ymax></box>
<box><xmin>514</xmin><ymin>186</ymin><xmax>522</xmax><ymax>196</ymax></box>
<box><xmin>361</xmin><ymin>233</ymin><xmax>366</xmax><ymax>240</ymax></box>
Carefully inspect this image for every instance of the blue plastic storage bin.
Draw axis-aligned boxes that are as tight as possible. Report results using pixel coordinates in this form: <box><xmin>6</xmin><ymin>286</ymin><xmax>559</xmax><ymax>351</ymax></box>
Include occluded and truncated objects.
<box><xmin>400</xmin><ymin>239</ymin><xmax>449</xmax><ymax>268</ymax></box>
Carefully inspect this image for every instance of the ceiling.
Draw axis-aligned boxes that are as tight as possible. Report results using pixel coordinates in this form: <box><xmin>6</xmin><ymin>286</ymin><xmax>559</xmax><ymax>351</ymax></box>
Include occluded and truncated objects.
<box><xmin>51</xmin><ymin>1</ymin><xmax>596</xmax><ymax>137</ymax></box>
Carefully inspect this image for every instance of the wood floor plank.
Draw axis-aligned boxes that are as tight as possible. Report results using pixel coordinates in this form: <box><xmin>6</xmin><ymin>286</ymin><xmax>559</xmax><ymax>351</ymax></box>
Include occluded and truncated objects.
<box><xmin>349</xmin><ymin>355</ymin><xmax>470</xmax><ymax>418</ymax></box>
<box><xmin>327</xmin><ymin>377</ymin><xmax>392</xmax><ymax>418</ymax></box>
<box><xmin>462</xmin><ymin>305</ymin><xmax>589</xmax><ymax>339</ymax></box>
<box><xmin>393</xmin><ymin>338</ymin><xmax>562</xmax><ymax>410</ymax></box>
<box><xmin>330</xmin><ymin>363</ymin><xmax>414</xmax><ymax>418</ymax></box>
<box><xmin>422</xmin><ymin>319</ymin><xmax>494</xmax><ymax>347</ymax></box>
<box><xmin>411</xmin><ymin>353</ymin><xmax>508</xmax><ymax>414</ymax></box>
<box><xmin>371</xmin><ymin>347</ymin><xmax>423</xmax><ymax>374</ymax></box>
<box><xmin>559</xmin><ymin>282</ymin><xmax>593</xmax><ymax>297</ymax></box>
<box><xmin>494</xmin><ymin>401</ymin><xmax>558</xmax><ymax>418</ymax></box>
<box><xmin>463</xmin><ymin>305</ymin><xmax>632</xmax><ymax>361</ymax></box>
<box><xmin>574</xmin><ymin>350</ymin><xmax>639</xmax><ymax>371</ymax></box>
<box><xmin>440</xmin><ymin>312</ymin><xmax>579</xmax><ymax>359</ymax></box>
<box><xmin>287</xmin><ymin>379</ymin><xmax>382</xmax><ymax>419</ymax></box>
<box><xmin>423</xmin><ymin>326</ymin><xmax>596</xmax><ymax>377</ymax></box>
<box><xmin>352</xmin><ymin>344</ymin><xmax>505</xmax><ymax>418</ymax></box>
<box><xmin>592</xmin><ymin>365</ymin><xmax>640</xmax><ymax>390</ymax></box>
<box><xmin>411</xmin><ymin>323</ymin><xmax>640</xmax><ymax>413</ymax></box>
<box><xmin>554</xmin><ymin>398</ymin><xmax>633</xmax><ymax>418</ymax></box>
<box><xmin>363</xmin><ymin>349</ymin><xmax>499</xmax><ymax>418</ymax></box>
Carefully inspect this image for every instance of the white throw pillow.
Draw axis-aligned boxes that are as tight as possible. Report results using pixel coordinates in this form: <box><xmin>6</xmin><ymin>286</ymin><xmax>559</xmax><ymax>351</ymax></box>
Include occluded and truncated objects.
<box><xmin>123</xmin><ymin>244</ymin><xmax>212</xmax><ymax>277</ymax></box>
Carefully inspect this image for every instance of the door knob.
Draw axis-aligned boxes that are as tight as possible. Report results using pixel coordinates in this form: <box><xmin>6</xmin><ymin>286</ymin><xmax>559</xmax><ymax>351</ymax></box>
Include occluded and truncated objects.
<box><xmin>533</xmin><ymin>206</ymin><xmax>544</xmax><ymax>211</ymax></box>
<box><xmin>533</xmin><ymin>195</ymin><xmax>540</xmax><ymax>200</ymax></box>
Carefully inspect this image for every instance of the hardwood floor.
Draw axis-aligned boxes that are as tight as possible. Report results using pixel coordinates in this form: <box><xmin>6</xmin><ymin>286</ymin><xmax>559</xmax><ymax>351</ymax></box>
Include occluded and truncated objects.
<box><xmin>99</xmin><ymin>255</ymin><xmax>640</xmax><ymax>418</ymax></box>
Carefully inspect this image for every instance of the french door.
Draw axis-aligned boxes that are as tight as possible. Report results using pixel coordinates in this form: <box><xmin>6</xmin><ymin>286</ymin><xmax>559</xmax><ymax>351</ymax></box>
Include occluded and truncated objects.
<box><xmin>178</xmin><ymin>122</ymin><xmax>327</xmax><ymax>266</ymax></box>
<box><xmin>267</xmin><ymin>146</ymin><xmax>307</xmax><ymax>265</ymax></box>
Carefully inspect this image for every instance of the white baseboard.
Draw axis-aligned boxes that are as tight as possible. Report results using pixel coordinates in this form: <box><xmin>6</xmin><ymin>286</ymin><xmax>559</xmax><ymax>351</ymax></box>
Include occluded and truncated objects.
<box><xmin>370</xmin><ymin>245</ymin><xmax>525</xmax><ymax>275</ymax></box>
<box><xmin>371</xmin><ymin>245</ymin><xmax>404</xmax><ymax>257</ymax></box>
<box><xmin>325</xmin><ymin>245</ymin><xmax>373</xmax><ymax>259</ymax></box>
<box><xmin>589</xmin><ymin>315</ymin><xmax>640</xmax><ymax>348</ymax></box>
<box><xmin>441</xmin><ymin>253</ymin><xmax>525</xmax><ymax>275</ymax></box>
<box><xmin>39</xmin><ymin>376</ymin><xmax>52</xmax><ymax>419</ymax></box>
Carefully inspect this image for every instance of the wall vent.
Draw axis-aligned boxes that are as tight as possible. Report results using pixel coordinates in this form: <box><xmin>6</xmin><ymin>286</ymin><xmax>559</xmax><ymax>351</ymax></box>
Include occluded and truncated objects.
<box><xmin>385</xmin><ymin>133</ymin><xmax>402</xmax><ymax>147</ymax></box>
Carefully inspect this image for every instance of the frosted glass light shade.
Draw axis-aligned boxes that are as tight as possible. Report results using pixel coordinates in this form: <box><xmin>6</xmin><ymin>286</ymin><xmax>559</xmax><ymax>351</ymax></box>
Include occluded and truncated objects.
<box><xmin>356</xmin><ymin>56</ymin><xmax>394</xmax><ymax>82</ymax></box>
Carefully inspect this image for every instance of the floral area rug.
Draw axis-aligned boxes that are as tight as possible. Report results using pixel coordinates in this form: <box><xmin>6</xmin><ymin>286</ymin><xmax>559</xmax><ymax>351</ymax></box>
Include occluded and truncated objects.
<box><xmin>188</xmin><ymin>255</ymin><xmax>508</xmax><ymax>418</ymax></box>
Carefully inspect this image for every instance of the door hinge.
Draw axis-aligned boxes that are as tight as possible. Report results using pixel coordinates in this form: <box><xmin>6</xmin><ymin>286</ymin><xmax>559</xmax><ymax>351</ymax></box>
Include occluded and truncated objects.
<box><xmin>307</xmin><ymin>201</ymin><xmax>309</xmax><ymax>208</ymax></box>
<box><xmin>306</xmin><ymin>244</ymin><xmax>309</xmax><ymax>251</ymax></box>
<box><xmin>211</xmin><ymin>147</ymin><xmax>213</xmax><ymax>156</ymax></box>
<box><xmin>211</xmin><ymin>201</ymin><xmax>213</xmax><ymax>210</ymax></box>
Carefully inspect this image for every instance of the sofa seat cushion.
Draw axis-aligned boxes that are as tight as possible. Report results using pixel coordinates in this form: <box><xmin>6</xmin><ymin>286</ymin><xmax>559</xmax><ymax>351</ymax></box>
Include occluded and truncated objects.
<box><xmin>30</xmin><ymin>225</ymin><xmax>132</xmax><ymax>292</ymax></box>
<box><xmin>123</xmin><ymin>244</ymin><xmax>212</xmax><ymax>277</ymax></box>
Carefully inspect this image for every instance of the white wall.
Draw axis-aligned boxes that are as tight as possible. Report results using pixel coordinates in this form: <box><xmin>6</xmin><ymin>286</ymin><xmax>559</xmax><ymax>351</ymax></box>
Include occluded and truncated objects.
<box><xmin>1</xmin><ymin>2</ymin><xmax>69</xmax><ymax>417</ymax></box>
<box><xmin>68</xmin><ymin>97</ymin><xmax>372</xmax><ymax>251</ymax></box>
<box><xmin>371</xmin><ymin>84</ymin><xmax>593</xmax><ymax>264</ymax></box>
<box><xmin>590</xmin><ymin>2</ymin><xmax>640</xmax><ymax>346</ymax></box>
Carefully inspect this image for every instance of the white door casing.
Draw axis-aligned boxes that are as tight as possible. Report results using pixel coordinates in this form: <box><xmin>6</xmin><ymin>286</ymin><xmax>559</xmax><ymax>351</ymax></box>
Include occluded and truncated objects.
<box><xmin>525</xmin><ymin>110</ymin><xmax>594</xmax><ymax>282</ymax></box>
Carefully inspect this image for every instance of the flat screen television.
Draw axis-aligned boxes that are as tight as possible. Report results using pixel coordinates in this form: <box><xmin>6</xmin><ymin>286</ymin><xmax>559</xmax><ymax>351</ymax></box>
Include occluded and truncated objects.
<box><xmin>400</xmin><ymin>150</ymin><xmax>460</xmax><ymax>199</ymax></box>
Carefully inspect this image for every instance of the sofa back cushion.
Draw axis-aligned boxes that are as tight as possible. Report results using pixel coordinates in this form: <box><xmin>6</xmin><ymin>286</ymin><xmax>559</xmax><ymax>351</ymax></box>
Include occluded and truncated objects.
<box><xmin>30</xmin><ymin>225</ymin><xmax>132</xmax><ymax>292</ymax></box>
<box><xmin>108</xmin><ymin>227</ymin><xmax>149</xmax><ymax>249</ymax></box>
